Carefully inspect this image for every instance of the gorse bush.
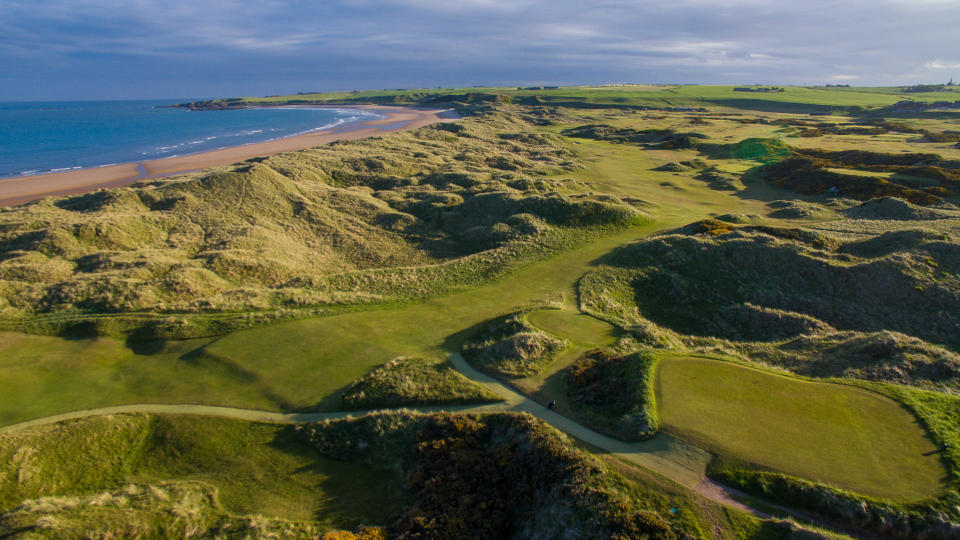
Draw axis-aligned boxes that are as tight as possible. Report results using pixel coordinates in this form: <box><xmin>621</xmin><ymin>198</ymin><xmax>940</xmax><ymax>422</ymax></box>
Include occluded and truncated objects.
<box><xmin>298</xmin><ymin>411</ymin><xmax>678</xmax><ymax>539</ymax></box>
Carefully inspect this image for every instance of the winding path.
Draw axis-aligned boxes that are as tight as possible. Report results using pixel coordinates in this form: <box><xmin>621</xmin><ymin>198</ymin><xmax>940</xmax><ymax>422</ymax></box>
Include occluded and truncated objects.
<box><xmin>0</xmin><ymin>353</ymin><xmax>759</xmax><ymax>517</ymax></box>
<box><xmin>0</xmin><ymin>353</ymin><xmax>881</xmax><ymax>537</ymax></box>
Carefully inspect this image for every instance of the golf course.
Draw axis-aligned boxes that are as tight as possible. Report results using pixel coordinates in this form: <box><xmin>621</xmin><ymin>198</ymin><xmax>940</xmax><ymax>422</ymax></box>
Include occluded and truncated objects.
<box><xmin>2</xmin><ymin>84</ymin><xmax>960</xmax><ymax>538</ymax></box>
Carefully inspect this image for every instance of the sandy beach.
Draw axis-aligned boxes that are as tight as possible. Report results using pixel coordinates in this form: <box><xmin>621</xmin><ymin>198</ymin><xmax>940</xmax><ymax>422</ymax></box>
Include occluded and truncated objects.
<box><xmin>0</xmin><ymin>105</ymin><xmax>459</xmax><ymax>207</ymax></box>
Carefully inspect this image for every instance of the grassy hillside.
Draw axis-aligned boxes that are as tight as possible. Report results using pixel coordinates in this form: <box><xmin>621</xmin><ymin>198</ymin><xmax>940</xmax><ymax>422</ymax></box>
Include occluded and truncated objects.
<box><xmin>581</xmin><ymin>219</ymin><xmax>960</xmax><ymax>354</ymax></box>
<box><xmin>0</xmin><ymin>108</ymin><xmax>643</xmax><ymax>338</ymax></box>
<box><xmin>462</xmin><ymin>309</ymin><xmax>571</xmax><ymax>378</ymax></box>
<box><xmin>0</xmin><ymin>414</ymin><xmax>405</xmax><ymax>533</ymax></box>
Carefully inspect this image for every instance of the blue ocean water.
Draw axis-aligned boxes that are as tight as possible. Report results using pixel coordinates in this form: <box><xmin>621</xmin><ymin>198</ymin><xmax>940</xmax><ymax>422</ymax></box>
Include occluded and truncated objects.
<box><xmin>0</xmin><ymin>100</ymin><xmax>381</xmax><ymax>178</ymax></box>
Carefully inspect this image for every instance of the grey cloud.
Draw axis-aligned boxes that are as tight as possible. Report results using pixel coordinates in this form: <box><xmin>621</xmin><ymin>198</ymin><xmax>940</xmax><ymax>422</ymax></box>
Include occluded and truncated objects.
<box><xmin>0</xmin><ymin>0</ymin><xmax>958</xmax><ymax>99</ymax></box>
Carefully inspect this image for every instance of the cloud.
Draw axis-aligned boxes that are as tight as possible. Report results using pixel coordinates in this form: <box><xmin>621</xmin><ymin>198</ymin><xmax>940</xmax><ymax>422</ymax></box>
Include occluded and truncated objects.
<box><xmin>1</xmin><ymin>0</ymin><xmax>959</xmax><ymax>99</ymax></box>
<box><xmin>925</xmin><ymin>60</ymin><xmax>960</xmax><ymax>70</ymax></box>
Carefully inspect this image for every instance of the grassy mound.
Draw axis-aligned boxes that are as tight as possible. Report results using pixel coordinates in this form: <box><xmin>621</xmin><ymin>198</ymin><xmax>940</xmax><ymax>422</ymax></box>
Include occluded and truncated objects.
<box><xmin>744</xmin><ymin>331</ymin><xmax>960</xmax><ymax>391</ymax></box>
<box><xmin>0</xmin><ymin>109</ymin><xmax>642</xmax><ymax>332</ymax></box>
<box><xmin>562</xmin><ymin>124</ymin><xmax>708</xmax><ymax>148</ymax></box>
<box><xmin>841</xmin><ymin>197</ymin><xmax>960</xmax><ymax>220</ymax></box>
<box><xmin>766</xmin><ymin>200</ymin><xmax>835</xmax><ymax>220</ymax></box>
<box><xmin>0</xmin><ymin>415</ymin><xmax>404</xmax><ymax>530</ymax></box>
<box><xmin>462</xmin><ymin>310</ymin><xmax>570</xmax><ymax>377</ymax></box>
<box><xmin>580</xmin><ymin>222</ymin><xmax>960</xmax><ymax>349</ymax></box>
<box><xmin>340</xmin><ymin>357</ymin><xmax>500</xmax><ymax>409</ymax></box>
<box><xmin>565</xmin><ymin>346</ymin><xmax>660</xmax><ymax>440</ymax></box>
<box><xmin>0</xmin><ymin>482</ymin><xmax>384</xmax><ymax>539</ymax></box>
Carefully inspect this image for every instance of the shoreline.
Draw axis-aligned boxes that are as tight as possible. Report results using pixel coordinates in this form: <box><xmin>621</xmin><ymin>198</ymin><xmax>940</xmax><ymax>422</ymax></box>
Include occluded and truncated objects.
<box><xmin>0</xmin><ymin>105</ymin><xmax>459</xmax><ymax>208</ymax></box>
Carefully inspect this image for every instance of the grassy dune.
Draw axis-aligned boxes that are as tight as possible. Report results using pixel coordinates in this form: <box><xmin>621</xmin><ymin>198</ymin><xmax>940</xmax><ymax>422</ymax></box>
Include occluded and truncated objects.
<box><xmin>0</xmin><ymin>414</ymin><xmax>404</xmax><ymax>529</ymax></box>
<box><xmin>340</xmin><ymin>356</ymin><xmax>500</xmax><ymax>409</ymax></box>
<box><xmin>0</xmin><ymin>108</ymin><xmax>641</xmax><ymax>332</ymax></box>
<box><xmin>656</xmin><ymin>355</ymin><xmax>948</xmax><ymax>501</ymax></box>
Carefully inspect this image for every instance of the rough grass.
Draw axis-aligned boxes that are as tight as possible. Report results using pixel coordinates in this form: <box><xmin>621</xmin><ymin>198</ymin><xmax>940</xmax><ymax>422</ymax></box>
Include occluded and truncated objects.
<box><xmin>0</xmin><ymin>414</ymin><xmax>405</xmax><ymax>529</ymax></box>
<box><xmin>0</xmin><ymin>482</ymin><xmax>388</xmax><ymax>539</ymax></box>
<box><xmin>461</xmin><ymin>310</ymin><xmax>571</xmax><ymax>378</ymax></box>
<box><xmin>565</xmin><ymin>343</ymin><xmax>660</xmax><ymax>440</ymax></box>
<box><xmin>742</xmin><ymin>330</ymin><xmax>960</xmax><ymax>393</ymax></box>
<box><xmin>580</xmin><ymin>219</ymin><xmax>960</xmax><ymax>350</ymax></box>
<box><xmin>655</xmin><ymin>355</ymin><xmax>948</xmax><ymax>501</ymax></box>
<box><xmin>0</xmin><ymin>107</ymin><xmax>643</xmax><ymax>330</ymax></box>
<box><xmin>340</xmin><ymin>356</ymin><xmax>500</xmax><ymax>409</ymax></box>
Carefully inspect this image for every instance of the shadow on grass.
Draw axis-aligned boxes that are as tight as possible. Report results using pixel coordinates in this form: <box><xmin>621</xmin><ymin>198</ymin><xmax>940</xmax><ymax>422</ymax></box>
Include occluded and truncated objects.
<box><xmin>267</xmin><ymin>425</ymin><xmax>408</xmax><ymax>527</ymax></box>
<box><xmin>441</xmin><ymin>319</ymin><xmax>492</xmax><ymax>352</ymax></box>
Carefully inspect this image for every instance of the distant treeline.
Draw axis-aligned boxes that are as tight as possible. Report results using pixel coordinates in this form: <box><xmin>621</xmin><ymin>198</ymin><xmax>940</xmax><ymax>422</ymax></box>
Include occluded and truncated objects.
<box><xmin>733</xmin><ymin>87</ymin><xmax>784</xmax><ymax>93</ymax></box>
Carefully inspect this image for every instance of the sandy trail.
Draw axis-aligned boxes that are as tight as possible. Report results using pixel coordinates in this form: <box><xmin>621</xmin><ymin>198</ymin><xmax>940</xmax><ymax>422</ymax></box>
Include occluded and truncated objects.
<box><xmin>0</xmin><ymin>105</ymin><xmax>458</xmax><ymax>207</ymax></box>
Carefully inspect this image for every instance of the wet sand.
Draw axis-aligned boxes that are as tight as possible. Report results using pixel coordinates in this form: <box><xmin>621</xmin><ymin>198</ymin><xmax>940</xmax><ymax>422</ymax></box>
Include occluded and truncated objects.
<box><xmin>0</xmin><ymin>105</ymin><xmax>458</xmax><ymax>207</ymax></box>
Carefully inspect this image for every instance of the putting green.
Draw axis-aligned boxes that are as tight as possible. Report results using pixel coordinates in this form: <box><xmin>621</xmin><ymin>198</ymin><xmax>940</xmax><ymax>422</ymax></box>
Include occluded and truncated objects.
<box><xmin>655</xmin><ymin>355</ymin><xmax>949</xmax><ymax>501</ymax></box>
<box><xmin>525</xmin><ymin>310</ymin><xmax>619</xmax><ymax>347</ymax></box>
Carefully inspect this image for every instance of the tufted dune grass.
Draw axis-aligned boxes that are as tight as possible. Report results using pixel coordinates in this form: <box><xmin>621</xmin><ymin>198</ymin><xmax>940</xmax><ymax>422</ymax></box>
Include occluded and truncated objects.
<box><xmin>655</xmin><ymin>354</ymin><xmax>949</xmax><ymax>501</ymax></box>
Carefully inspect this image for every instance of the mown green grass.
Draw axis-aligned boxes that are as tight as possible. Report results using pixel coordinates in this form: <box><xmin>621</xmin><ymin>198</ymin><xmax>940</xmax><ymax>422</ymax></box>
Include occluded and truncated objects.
<box><xmin>0</xmin><ymin>414</ymin><xmax>405</xmax><ymax>528</ymax></box>
<box><xmin>525</xmin><ymin>309</ymin><xmax>619</xmax><ymax>348</ymax></box>
<box><xmin>655</xmin><ymin>354</ymin><xmax>949</xmax><ymax>501</ymax></box>
<box><xmin>0</xmin><ymin>333</ymin><xmax>289</xmax><ymax>425</ymax></box>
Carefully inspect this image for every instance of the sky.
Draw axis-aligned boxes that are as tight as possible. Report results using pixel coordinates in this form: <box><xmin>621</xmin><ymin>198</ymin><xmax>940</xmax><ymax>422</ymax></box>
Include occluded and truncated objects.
<box><xmin>1</xmin><ymin>0</ymin><xmax>959</xmax><ymax>101</ymax></box>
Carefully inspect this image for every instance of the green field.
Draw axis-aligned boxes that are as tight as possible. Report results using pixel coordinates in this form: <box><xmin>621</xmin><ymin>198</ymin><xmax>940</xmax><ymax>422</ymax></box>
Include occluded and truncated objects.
<box><xmin>223</xmin><ymin>84</ymin><xmax>960</xmax><ymax>114</ymax></box>
<box><xmin>655</xmin><ymin>355</ymin><xmax>949</xmax><ymax>501</ymax></box>
<box><xmin>526</xmin><ymin>309</ymin><xmax>619</xmax><ymax>348</ymax></box>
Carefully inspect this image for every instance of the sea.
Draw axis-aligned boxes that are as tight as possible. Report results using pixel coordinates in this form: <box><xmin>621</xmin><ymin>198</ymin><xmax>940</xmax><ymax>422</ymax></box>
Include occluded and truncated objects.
<box><xmin>0</xmin><ymin>100</ymin><xmax>382</xmax><ymax>179</ymax></box>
